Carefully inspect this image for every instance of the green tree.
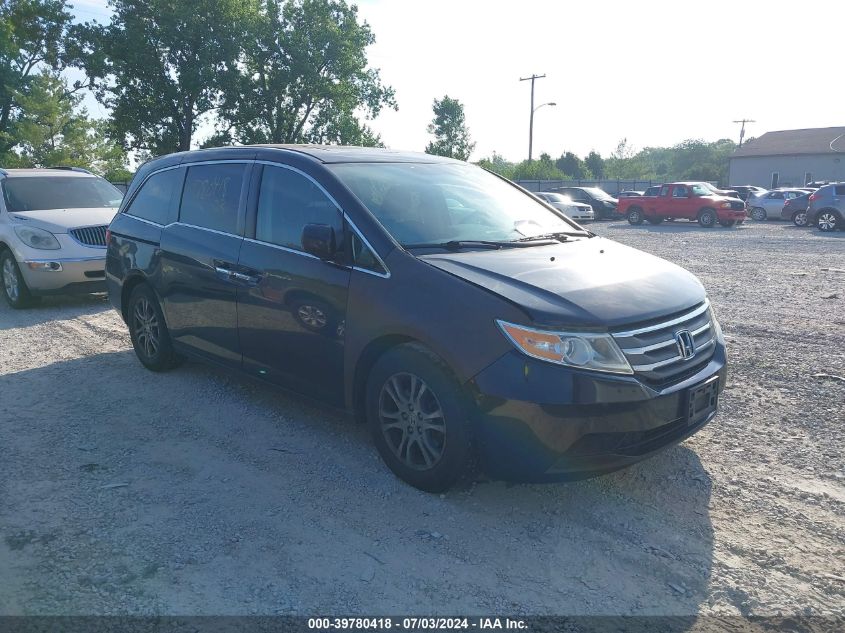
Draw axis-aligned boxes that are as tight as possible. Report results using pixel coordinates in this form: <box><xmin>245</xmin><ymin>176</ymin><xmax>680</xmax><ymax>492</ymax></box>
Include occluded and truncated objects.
<box><xmin>9</xmin><ymin>70</ymin><xmax>129</xmax><ymax>177</ymax></box>
<box><xmin>215</xmin><ymin>0</ymin><xmax>394</xmax><ymax>147</ymax></box>
<box><xmin>73</xmin><ymin>0</ymin><xmax>259</xmax><ymax>154</ymax></box>
<box><xmin>555</xmin><ymin>151</ymin><xmax>589</xmax><ymax>179</ymax></box>
<box><xmin>0</xmin><ymin>0</ymin><xmax>76</xmax><ymax>155</ymax></box>
<box><xmin>476</xmin><ymin>151</ymin><xmax>514</xmax><ymax>179</ymax></box>
<box><xmin>584</xmin><ymin>150</ymin><xmax>604</xmax><ymax>179</ymax></box>
<box><xmin>425</xmin><ymin>95</ymin><xmax>475</xmax><ymax>161</ymax></box>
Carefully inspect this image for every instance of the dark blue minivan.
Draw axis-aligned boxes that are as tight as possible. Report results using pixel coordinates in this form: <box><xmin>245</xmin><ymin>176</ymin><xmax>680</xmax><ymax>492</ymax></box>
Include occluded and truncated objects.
<box><xmin>105</xmin><ymin>145</ymin><xmax>727</xmax><ymax>492</ymax></box>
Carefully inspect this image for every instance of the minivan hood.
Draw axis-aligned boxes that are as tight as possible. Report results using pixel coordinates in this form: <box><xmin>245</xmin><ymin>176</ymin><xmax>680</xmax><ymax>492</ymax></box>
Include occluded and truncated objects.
<box><xmin>11</xmin><ymin>207</ymin><xmax>118</xmax><ymax>233</ymax></box>
<box><xmin>420</xmin><ymin>237</ymin><xmax>705</xmax><ymax>328</ymax></box>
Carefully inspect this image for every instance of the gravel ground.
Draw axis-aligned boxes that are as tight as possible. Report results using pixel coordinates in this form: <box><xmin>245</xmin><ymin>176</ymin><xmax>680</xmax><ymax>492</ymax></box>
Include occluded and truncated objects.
<box><xmin>0</xmin><ymin>220</ymin><xmax>843</xmax><ymax>619</ymax></box>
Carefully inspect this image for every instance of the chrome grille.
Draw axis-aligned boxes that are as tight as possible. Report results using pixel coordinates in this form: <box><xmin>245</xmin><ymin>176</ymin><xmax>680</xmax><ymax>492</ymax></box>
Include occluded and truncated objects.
<box><xmin>69</xmin><ymin>225</ymin><xmax>108</xmax><ymax>247</ymax></box>
<box><xmin>612</xmin><ymin>301</ymin><xmax>716</xmax><ymax>384</ymax></box>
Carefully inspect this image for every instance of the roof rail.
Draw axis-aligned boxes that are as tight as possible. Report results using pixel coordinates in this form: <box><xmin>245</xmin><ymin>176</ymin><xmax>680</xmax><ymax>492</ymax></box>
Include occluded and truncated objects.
<box><xmin>50</xmin><ymin>166</ymin><xmax>93</xmax><ymax>174</ymax></box>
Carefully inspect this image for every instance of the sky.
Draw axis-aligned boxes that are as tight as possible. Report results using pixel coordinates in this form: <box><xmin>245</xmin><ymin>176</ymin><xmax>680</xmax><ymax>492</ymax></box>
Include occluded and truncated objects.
<box><xmin>68</xmin><ymin>0</ymin><xmax>845</xmax><ymax>161</ymax></box>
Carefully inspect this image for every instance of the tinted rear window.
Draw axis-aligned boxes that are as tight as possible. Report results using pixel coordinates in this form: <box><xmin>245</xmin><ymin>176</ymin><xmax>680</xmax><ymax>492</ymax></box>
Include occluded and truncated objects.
<box><xmin>124</xmin><ymin>169</ymin><xmax>181</xmax><ymax>225</ymax></box>
<box><xmin>3</xmin><ymin>177</ymin><xmax>123</xmax><ymax>212</ymax></box>
<box><xmin>179</xmin><ymin>163</ymin><xmax>246</xmax><ymax>234</ymax></box>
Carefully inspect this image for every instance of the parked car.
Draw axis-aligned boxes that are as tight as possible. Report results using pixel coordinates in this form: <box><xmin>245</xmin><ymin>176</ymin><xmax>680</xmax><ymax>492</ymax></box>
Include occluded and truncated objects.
<box><xmin>729</xmin><ymin>185</ymin><xmax>767</xmax><ymax>202</ymax></box>
<box><xmin>106</xmin><ymin>145</ymin><xmax>727</xmax><ymax>492</ymax></box>
<box><xmin>534</xmin><ymin>192</ymin><xmax>594</xmax><ymax>221</ymax></box>
<box><xmin>781</xmin><ymin>193</ymin><xmax>811</xmax><ymax>226</ymax></box>
<box><xmin>553</xmin><ymin>186</ymin><xmax>619</xmax><ymax>219</ymax></box>
<box><xmin>747</xmin><ymin>189</ymin><xmax>808</xmax><ymax>221</ymax></box>
<box><xmin>701</xmin><ymin>183</ymin><xmax>741</xmax><ymax>199</ymax></box>
<box><xmin>0</xmin><ymin>167</ymin><xmax>123</xmax><ymax>308</ymax></box>
<box><xmin>807</xmin><ymin>183</ymin><xmax>845</xmax><ymax>232</ymax></box>
<box><xmin>618</xmin><ymin>182</ymin><xmax>746</xmax><ymax>228</ymax></box>
<box><xmin>617</xmin><ymin>190</ymin><xmax>644</xmax><ymax>198</ymax></box>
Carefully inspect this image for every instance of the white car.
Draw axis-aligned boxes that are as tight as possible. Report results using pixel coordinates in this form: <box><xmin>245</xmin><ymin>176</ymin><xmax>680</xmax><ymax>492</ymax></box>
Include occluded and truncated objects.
<box><xmin>534</xmin><ymin>192</ymin><xmax>594</xmax><ymax>221</ymax></box>
<box><xmin>0</xmin><ymin>167</ymin><xmax>123</xmax><ymax>308</ymax></box>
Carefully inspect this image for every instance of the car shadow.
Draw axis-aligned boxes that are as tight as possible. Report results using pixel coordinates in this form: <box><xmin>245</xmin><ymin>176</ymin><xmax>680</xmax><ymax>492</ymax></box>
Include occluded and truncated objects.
<box><xmin>608</xmin><ymin>220</ymin><xmax>744</xmax><ymax>233</ymax></box>
<box><xmin>0</xmin><ymin>350</ymin><xmax>714</xmax><ymax>621</ymax></box>
<box><xmin>0</xmin><ymin>293</ymin><xmax>111</xmax><ymax>331</ymax></box>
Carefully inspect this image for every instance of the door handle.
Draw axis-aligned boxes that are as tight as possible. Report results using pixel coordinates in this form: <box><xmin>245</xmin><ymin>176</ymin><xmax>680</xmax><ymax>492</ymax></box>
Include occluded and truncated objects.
<box><xmin>214</xmin><ymin>266</ymin><xmax>262</xmax><ymax>286</ymax></box>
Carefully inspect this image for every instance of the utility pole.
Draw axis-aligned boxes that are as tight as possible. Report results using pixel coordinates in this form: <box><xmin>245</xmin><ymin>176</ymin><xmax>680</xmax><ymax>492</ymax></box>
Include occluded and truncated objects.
<box><xmin>520</xmin><ymin>73</ymin><xmax>546</xmax><ymax>160</ymax></box>
<box><xmin>733</xmin><ymin>118</ymin><xmax>755</xmax><ymax>147</ymax></box>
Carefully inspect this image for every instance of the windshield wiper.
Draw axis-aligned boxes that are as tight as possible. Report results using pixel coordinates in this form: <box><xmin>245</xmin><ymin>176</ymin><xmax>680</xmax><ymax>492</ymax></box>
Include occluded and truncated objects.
<box><xmin>403</xmin><ymin>239</ymin><xmax>555</xmax><ymax>251</ymax></box>
<box><xmin>512</xmin><ymin>232</ymin><xmax>570</xmax><ymax>243</ymax></box>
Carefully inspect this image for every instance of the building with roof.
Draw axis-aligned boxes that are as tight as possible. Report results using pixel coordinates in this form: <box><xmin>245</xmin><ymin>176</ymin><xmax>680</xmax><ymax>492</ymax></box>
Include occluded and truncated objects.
<box><xmin>728</xmin><ymin>126</ymin><xmax>845</xmax><ymax>188</ymax></box>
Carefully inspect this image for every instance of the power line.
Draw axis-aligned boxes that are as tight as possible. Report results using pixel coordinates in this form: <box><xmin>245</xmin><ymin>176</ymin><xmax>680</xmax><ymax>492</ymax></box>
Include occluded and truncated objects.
<box><xmin>733</xmin><ymin>118</ymin><xmax>755</xmax><ymax>147</ymax></box>
<box><xmin>520</xmin><ymin>73</ymin><xmax>545</xmax><ymax>161</ymax></box>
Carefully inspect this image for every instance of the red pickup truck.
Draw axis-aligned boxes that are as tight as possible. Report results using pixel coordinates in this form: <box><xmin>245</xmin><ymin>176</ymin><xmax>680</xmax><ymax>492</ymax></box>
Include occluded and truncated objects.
<box><xmin>617</xmin><ymin>182</ymin><xmax>747</xmax><ymax>228</ymax></box>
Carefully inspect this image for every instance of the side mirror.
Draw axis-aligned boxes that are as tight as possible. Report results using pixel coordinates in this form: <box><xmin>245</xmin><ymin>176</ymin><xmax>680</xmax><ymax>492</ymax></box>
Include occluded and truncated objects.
<box><xmin>301</xmin><ymin>223</ymin><xmax>337</xmax><ymax>261</ymax></box>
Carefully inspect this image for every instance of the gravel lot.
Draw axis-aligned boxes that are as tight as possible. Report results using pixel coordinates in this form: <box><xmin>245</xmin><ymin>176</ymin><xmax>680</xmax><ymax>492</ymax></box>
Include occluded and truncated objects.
<box><xmin>0</xmin><ymin>220</ymin><xmax>843</xmax><ymax>619</ymax></box>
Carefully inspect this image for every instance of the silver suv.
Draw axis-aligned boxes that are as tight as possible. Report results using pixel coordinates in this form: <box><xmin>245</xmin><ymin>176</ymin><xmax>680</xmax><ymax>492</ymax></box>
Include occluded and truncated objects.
<box><xmin>0</xmin><ymin>167</ymin><xmax>123</xmax><ymax>307</ymax></box>
<box><xmin>807</xmin><ymin>183</ymin><xmax>845</xmax><ymax>232</ymax></box>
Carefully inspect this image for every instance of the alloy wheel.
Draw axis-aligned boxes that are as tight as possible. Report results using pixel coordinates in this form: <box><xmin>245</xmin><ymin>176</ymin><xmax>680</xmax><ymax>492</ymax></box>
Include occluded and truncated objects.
<box><xmin>378</xmin><ymin>372</ymin><xmax>446</xmax><ymax>471</ymax></box>
<box><xmin>297</xmin><ymin>304</ymin><xmax>327</xmax><ymax>329</ymax></box>
<box><xmin>133</xmin><ymin>297</ymin><xmax>160</xmax><ymax>359</ymax></box>
<box><xmin>793</xmin><ymin>212</ymin><xmax>808</xmax><ymax>227</ymax></box>
<box><xmin>2</xmin><ymin>258</ymin><xmax>20</xmax><ymax>303</ymax></box>
<box><xmin>818</xmin><ymin>212</ymin><xmax>838</xmax><ymax>232</ymax></box>
<box><xmin>751</xmin><ymin>207</ymin><xmax>766</xmax><ymax>221</ymax></box>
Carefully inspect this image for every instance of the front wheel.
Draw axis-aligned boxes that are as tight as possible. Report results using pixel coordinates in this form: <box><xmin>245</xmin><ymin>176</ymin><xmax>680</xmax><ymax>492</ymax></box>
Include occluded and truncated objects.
<box><xmin>750</xmin><ymin>207</ymin><xmax>767</xmax><ymax>221</ymax></box>
<box><xmin>719</xmin><ymin>219</ymin><xmax>737</xmax><ymax>227</ymax></box>
<box><xmin>367</xmin><ymin>343</ymin><xmax>473</xmax><ymax>492</ymax></box>
<box><xmin>817</xmin><ymin>211</ymin><xmax>840</xmax><ymax>232</ymax></box>
<box><xmin>127</xmin><ymin>284</ymin><xmax>183</xmax><ymax>371</ymax></box>
<box><xmin>698</xmin><ymin>208</ymin><xmax>716</xmax><ymax>228</ymax></box>
<box><xmin>1</xmin><ymin>249</ymin><xmax>39</xmax><ymax>309</ymax></box>
<box><xmin>792</xmin><ymin>211</ymin><xmax>809</xmax><ymax>227</ymax></box>
<box><xmin>626</xmin><ymin>208</ymin><xmax>644</xmax><ymax>225</ymax></box>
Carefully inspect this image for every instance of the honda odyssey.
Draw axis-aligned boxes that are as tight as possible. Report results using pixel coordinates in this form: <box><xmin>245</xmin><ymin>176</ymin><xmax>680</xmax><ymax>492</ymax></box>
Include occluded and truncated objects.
<box><xmin>105</xmin><ymin>145</ymin><xmax>727</xmax><ymax>492</ymax></box>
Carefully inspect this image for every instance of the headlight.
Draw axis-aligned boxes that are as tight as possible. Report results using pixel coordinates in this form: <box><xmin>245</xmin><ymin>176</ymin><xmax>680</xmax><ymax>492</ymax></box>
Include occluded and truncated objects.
<box><xmin>497</xmin><ymin>320</ymin><xmax>633</xmax><ymax>374</ymax></box>
<box><xmin>720</xmin><ymin>202</ymin><xmax>732</xmax><ymax>208</ymax></box>
<box><xmin>14</xmin><ymin>225</ymin><xmax>61</xmax><ymax>250</ymax></box>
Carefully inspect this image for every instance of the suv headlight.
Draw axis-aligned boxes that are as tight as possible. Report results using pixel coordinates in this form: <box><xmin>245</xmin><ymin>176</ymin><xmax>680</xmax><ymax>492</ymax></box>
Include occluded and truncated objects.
<box><xmin>497</xmin><ymin>320</ymin><xmax>633</xmax><ymax>374</ymax></box>
<box><xmin>14</xmin><ymin>225</ymin><xmax>61</xmax><ymax>250</ymax></box>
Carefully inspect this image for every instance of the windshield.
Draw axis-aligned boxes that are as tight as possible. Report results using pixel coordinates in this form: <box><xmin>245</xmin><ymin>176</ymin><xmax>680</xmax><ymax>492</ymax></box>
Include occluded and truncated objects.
<box><xmin>539</xmin><ymin>192</ymin><xmax>572</xmax><ymax>203</ymax></box>
<box><xmin>690</xmin><ymin>184</ymin><xmax>712</xmax><ymax>197</ymax></box>
<box><xmin>329</xmin><ymin>163</ymin><xmax>581</xmax><ymax>246</ymax></box>
<box><xmin>582</xmin><ymin>187</ymin><xmax>615</xmax><ymax>201</ymax></box>
<box><xmin>2</xmin><ymin>177</ymin><xmax>124</xmax><ymax>212</ymax></box>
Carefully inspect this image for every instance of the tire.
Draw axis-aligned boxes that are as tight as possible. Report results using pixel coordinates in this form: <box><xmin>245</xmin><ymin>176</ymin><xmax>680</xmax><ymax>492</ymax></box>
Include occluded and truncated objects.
<box><xmin>719</xmin><ymin>219</ymin><xmax>737</xmax><ymax>227</ymax></box>
<box><xmin>1</xmin><ymin>249</ymin><xmax>39</xmax><ymax>309</ymax></box>
<box><xmin>626</xmin><ymin>207</ymin><xmax>644</xmax><ymax>225</ymax></box>
<box><xmin>817</xmin><ymin>210</ymin><xmax>840</xmax><ymax>232</ymax></box>
<box><xmin>366</xmin><ymin>343</ymin><xmax>473</xmax><ymax>492</ymax></box>
<box><xmin>698</xmin><ymin>208</ymin><xmax>717</xmax><ymax>228</ymax></box>
<box><xmin>127</xmin><ymin>283</ymin><xmax>183</xmax><ymax>371</ymax></box>
<box><xmin>750</xmin><ymin>207</ymin><xmax>767</xmax><ymax>221</ymax></box>
<box><xmin>646</xmin><ymin>216</ymin><xmax>664</xmax><ymax>225</ymax></box>
<box><xmin>792</xmin><ymin>211</ymin><xmax>809</xmax><ymax>227</ymax></box>
<box><xmin>291</xmin><ymin>298</ymin><xmax>335</xmax><ymax>334</ymax></box>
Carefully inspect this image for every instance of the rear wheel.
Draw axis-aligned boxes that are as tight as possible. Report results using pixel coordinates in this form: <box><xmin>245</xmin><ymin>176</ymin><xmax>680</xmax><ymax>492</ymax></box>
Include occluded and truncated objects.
<box><xmin>1</xmin><ymin>249</ymin><xmax>39</xmax><ymax>309</ymax></box>
<box><xmin>127</xmin><ymin>284</ymin><xmax>183</xmax><ymax>371</ymax></box>
<box><xmin>817</xmin><ymin>210</ymin><xmax>840</xmax><ymax>232</ymax></box>
<box><xmin>698</xmin><ymin>208</ymin><xmax>717</xmax><ymax>228</ymax></box>
<box><xmin>719</xmin><ymin>219</ymin><xmax>737</xmax><ymax>227</ymax></box>
<box><xmin>750</xmin><ymin>207</ymin><xmax>767</xmax><ymax>221</ymax></box>
<box><xmin>367</xmin><ymin>343</ymin><xmax>473</xmax><ymax>492</ymax></box>
<box><xmin>626</xmin><ymin>207</ymin><xmax>644</xmax><ymax>225</ymax></box>
<box><xmin>792</xmin><ymin>211</ymin><xmax>809</xmax><ymax>227</ymax></box>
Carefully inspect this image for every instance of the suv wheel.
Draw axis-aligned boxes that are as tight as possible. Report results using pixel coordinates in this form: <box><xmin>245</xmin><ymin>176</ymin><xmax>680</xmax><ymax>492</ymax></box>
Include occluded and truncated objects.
<box><xmin>127</xmin><ymin>284</ymin><xmax>183</xmax><ymax>371</ymax></box>
<box><xmin>698</xmin><ymin>208</ymin><xmax>716</xmax><ymax>228</ymax></box>
<box><xmin>817</xmin><ymin>210</ymin><xmax>840</xmax><ymax>232</ymax></box>
<box><xmin>750</xmin><ymin>207</ymin><xmax>767</xmax><ymax>221</ymax></box>
<box><xmin>367</xmin><ymin>343</ymin><xmax>473</xmax><ymax>492</ymax></box>
<box><xmin>626</xmin><ymin>208</ymin><xmax>644</xmax><ymax>225</ymax></box>
<box><xmin>792</xmin><ymin>211</ymin><xmax>809</xmax><ymax>227</ymax></box>
<box><xmin>1</xmin><ymin>249</ymin><xmax>39</xmax><ymax>309</ymax></box>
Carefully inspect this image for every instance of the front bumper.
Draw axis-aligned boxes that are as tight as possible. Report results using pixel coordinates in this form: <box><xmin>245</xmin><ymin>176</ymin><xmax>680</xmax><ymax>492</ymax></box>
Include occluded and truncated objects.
<box><xmin>18</xmin><ymin>256</ymin><xmax>106</xmax><ymax>295</ymax></box>
<box><xmin>716</xmin><ymin>209</ymin><xmax>747</xmax><ymax>221</ymax></box>
<box><xmin>467</xmin><ymin>342</ymin><xmax>727</xmax><ymax>481</ymax></box>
